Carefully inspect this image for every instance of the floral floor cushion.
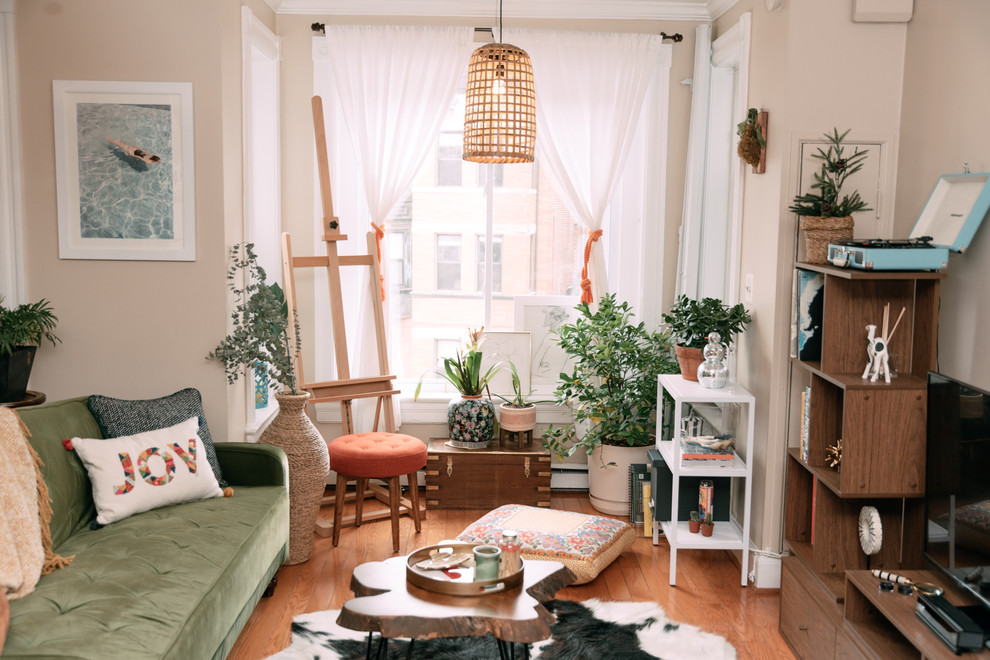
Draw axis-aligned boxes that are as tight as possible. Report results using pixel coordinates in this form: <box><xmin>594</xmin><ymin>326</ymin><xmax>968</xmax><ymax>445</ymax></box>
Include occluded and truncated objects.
<box><xmin>457</xmin><ymin>504</ymin><xmax>636</xmax><ymax>584</ymax></box>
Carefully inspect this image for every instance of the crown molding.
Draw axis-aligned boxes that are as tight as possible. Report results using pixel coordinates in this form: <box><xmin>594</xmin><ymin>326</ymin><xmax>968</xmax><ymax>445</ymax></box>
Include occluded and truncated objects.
<box><xmin>274</xmin><ymin>0</ymin><xmax>734</xmax><ymax>22</ymax></box>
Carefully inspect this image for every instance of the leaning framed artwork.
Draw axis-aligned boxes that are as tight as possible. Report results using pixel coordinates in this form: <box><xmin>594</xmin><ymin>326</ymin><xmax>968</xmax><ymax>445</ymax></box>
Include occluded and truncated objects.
<box><xmin>53</xmin><ymin>80</ymin><xmax>196</xmax><ymax>261</ymax></box>
<box><xmin>514</xmin><ymin>295</ymin><xmax>579</xmax><ymax>395</ymax></box>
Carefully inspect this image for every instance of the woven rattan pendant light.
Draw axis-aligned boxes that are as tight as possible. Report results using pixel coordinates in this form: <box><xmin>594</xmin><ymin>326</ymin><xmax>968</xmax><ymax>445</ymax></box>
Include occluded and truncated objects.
<box><xmin>463</xmin><ymin>1</ymin><xmax>536</xmax><ymax>163</ymax></box>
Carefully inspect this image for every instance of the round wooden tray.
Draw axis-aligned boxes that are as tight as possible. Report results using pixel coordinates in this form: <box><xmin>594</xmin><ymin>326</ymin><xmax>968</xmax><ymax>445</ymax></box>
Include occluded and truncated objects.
<box><xmin>406</xmin><ymin>542</ymin><xmax>524</xmax><ymax>597</ymax></box>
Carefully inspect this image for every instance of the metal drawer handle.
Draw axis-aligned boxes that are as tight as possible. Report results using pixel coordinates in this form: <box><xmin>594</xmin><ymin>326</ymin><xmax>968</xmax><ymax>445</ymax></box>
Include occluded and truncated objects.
<box><xmin>798</xmin><ymin>625</ymin><xmax>808</xmax><ymax>631</ymax></box>
<box><xmin>447</xmin><ymin>456</ymin><xmax>453</xmax><ymax>477</ymax></box>
<box><xmin>524</xmin><ymin>457</ymin><xmax>531</xmax><ymax>478</ymax></box>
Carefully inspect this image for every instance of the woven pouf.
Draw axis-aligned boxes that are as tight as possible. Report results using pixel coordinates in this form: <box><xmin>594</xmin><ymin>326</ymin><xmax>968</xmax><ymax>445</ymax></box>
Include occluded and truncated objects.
<box><xmin>259</xmin><ymin>393</ymin><xmax>329</xmax><ymax>565</ymax></box>
<box><xmin>328</xmin><ymin>432</ymin><xmax>427</xmax><ymax>551</ymax></box>
<box><xmin>457</xmin><ymin>504</ymin><xmax>635</xmax><ymax>584</ymax></box>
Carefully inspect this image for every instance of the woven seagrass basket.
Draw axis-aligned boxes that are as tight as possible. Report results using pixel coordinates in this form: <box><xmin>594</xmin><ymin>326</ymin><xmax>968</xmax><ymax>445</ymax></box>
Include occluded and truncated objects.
<box><xmin>800</xmin><ymin>216</ymin><xmax>854</xmax><ymax>264</ymax></box>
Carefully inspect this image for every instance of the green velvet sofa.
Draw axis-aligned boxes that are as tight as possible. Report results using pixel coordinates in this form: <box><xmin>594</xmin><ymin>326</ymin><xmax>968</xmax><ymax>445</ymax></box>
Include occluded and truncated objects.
<box><xmin>2</xmin><ymin>396</ymin><xmax>290</xmax><ymax>659</ymax></box>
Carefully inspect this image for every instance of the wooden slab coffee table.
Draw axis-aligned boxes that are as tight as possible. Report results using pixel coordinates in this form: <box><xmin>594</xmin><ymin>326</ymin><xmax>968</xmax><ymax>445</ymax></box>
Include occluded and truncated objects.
<box><xmin>338</xmin><ymin>553</ymin><xmax>575</xmax><ymax>657</ymax></box>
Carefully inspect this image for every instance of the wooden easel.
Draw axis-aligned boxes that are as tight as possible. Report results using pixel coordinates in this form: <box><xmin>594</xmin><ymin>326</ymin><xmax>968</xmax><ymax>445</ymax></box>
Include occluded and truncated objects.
<box><xmin>280</xmin><ymin>96</ymin><xmax>419</xmax><ymax>538</ymax></box>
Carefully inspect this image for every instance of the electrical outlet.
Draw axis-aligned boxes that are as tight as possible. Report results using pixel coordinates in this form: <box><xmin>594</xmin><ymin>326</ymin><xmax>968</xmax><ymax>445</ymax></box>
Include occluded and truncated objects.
<box><xmin>744</xmin><ymin>274</ymin><xmax>754</xmax><ymax>303</ymax></box>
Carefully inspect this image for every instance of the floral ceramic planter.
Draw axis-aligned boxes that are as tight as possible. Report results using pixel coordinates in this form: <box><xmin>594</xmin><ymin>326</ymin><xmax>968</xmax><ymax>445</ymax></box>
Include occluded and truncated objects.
<box><xmin>448</xmin><ymin>395</ymin><xmax>495</xmax><ymax>448</ymax></box>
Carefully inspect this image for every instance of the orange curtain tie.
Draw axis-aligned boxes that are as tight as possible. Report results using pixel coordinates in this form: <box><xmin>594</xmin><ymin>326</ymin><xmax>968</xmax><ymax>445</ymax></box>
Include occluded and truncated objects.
<box><xmin>371</xmin><ymin>222</ymin><xmax>386</xmax><ymax>301</ymax></box>
<box><xmin>579</xmin><ymin>229</ymin><xmax>604</xmax><ymax>304</ymax></box>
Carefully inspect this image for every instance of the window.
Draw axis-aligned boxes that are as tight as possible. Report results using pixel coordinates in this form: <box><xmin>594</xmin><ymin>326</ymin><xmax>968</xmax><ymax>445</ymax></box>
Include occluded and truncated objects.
<box><xmin>476</xmin><ymin>235</ymin><xmax>502</xmax><ymax>293</ymax></box>
<box><xmin>437</xmin><ymin>133</ymin><xmax>462</xmax><ymax>186</ymax></box>
<box><xmin>435</xmin><ymin>234</ymin><xmax>462</xmax><ymax>291</ymax></box>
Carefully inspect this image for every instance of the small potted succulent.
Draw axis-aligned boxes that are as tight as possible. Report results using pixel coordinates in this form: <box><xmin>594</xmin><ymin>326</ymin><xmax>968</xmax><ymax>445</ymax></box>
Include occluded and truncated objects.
<box><xmin>0</xmin><ymin>297</ymin><xmax>60</xmax><ymax>403</ymax></box>
<box><xmin>689</xmin><ymin>510</ymin><xmax>701</xmax><ymax>534</ymax></box>
<box><xmin>701</xmin><ymin>511</ymin><xmax>715</xmax><ymax>537</ymax></box>
<box><xmin>661</xmin><ymin>295</ymin><xmax>751</xmax><ymax>381</ymax></box>
<box><xmin>789</xmin><ymin>128</ymin><xmax>871</xmax><ymax>264</ymax></box>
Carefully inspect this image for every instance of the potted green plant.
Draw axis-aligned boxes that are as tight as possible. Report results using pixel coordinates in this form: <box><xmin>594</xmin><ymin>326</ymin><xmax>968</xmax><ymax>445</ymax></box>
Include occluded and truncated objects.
<box><xmin>493</xmin><ymin>361</ymin><xmax>553</xmax><ymax>434</ymax></box>
<box><xmin>701</xmin><ymin>511</ymin><xmax>715</xmax><ymax>537</ymax></box>
<box><xmin>207</xmin><ymin>243</ymin><xmax>328</xmax><ymax>565</ymax></box>
<box><xmin>661</xmin><ymin>295</ymin><xmax>751</xmax><ymax>381</ymax></box>
<box><xmin>415</xmin><ymin>327</ymin><xmax>504</xmax><ymax>449</ymax></box>
<box><xmin>542</xmin><ymin>293</ymin><xmax>680</xmax><ymax>515</ymax></box>
<box><xmin>0</xmin><ymin>297</ymin><xmax>60</xmax><ymax>403</ymax></box>
<box><xmin>789</xmin><ymin>128</ymin><xmax>871</xmax><ymax>264</ymax></box>
<box><xmin>689</xmin><ymin>510</ymin><xmax>701</xmax><ymax>534</ymax></box>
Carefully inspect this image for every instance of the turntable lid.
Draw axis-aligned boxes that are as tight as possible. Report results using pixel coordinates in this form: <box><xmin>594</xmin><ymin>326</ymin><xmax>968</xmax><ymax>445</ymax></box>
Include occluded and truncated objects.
<box><xmin>911</xmin><ymin>173</ymin><xmax>990</xmax><ymax>252</ymax></box>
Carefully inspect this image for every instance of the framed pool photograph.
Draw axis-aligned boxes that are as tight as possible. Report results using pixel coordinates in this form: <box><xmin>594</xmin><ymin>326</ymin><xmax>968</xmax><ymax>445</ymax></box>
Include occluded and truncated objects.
<box><xmin>53</xmin><ymin>80</ymin><xmax>196</xmax><ymax>261</ymax></box>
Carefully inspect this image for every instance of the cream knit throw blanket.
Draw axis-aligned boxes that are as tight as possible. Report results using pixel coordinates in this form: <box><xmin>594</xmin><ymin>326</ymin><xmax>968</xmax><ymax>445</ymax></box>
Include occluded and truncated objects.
<box><xmin>0</xmin><ymin>407</ymin><xmax>72</xmax><ymax>599</ymax></box>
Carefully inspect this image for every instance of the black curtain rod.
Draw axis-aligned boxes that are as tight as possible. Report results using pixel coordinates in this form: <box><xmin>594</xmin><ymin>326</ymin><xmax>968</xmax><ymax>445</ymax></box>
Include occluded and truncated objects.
<box><xmin>313</xmin><ymin>23</ymin><xmax>681</xmax><ymax>42</ymax></box>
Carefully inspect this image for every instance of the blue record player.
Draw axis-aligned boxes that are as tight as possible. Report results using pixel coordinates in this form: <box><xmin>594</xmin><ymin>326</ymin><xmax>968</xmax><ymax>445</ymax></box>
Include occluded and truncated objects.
<box><xmin>827</xmin><ymin>172</ymin><xmax>990</xmax><ymax>271</ymax></box>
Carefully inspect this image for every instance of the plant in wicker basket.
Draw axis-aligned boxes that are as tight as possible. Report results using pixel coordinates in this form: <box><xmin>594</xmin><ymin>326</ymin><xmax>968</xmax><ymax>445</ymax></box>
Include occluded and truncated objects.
<box><xmin>790</xmin><ymin>128</ymin><xmax>871</xmax><ymax>264</ymax></box>
<box><xmin>208</xmin><ymin>243</ymin><xmax>328</xmax><ymax>565</ymax></box>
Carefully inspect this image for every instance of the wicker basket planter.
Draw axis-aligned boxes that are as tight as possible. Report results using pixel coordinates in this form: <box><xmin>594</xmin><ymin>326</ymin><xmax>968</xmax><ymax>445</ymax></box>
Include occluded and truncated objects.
<box><xmin>800</xmin><ymin>215</ymin><xmax>854</xmax><ymax>264</ymax></box>
<box><xmin>259</xmin><ymin>392</ymin><xmax>329</xmax><ymax>564</ymax></box>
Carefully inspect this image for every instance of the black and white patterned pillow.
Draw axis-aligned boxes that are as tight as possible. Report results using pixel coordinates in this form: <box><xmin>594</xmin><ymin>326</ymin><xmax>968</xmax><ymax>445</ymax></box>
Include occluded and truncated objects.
<box><xmin>87</xmin><ymin>388</ymin><xmax>226</xmax><ymax>487</ymax></box>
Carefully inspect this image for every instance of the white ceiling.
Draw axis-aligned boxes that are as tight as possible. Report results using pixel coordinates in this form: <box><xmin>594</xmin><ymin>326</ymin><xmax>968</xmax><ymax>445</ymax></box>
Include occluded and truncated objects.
<box><xmin>271</xmin><ymin>0</ymin><xmax>738</xmax><ymax>22</ymax></box>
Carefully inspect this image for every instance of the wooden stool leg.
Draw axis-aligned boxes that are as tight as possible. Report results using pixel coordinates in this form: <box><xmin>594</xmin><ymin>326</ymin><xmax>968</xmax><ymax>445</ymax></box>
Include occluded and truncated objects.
<box><xmin>354</xmin><ymin>477</ymin><xmax>368</xmax><ymax>527</ymax></box>
<box><xmin>332</xmin><ymin>473</ymin><xmax>348</xmax><ymax>547</ymax></box>
<box><xmin>388</xmin><ymin>476</ymin><xmax>401</xmax><ymax>553</ymax></box>
<box><xmin>407</xmin><ymin>472</ymin><xmax>422</xmax><ymax>533</ymax></box>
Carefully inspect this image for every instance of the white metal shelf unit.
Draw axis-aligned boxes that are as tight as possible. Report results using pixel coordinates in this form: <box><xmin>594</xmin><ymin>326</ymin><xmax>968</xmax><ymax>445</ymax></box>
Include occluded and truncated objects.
<box><xmin>653</xmin><ymin>374</ymin><xmax>755</xmax><ymax>586</ymax></box>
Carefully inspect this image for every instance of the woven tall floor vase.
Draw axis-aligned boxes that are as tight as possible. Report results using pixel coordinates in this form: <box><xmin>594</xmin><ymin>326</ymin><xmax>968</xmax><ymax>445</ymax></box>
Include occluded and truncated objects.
<box><xmin>260</xmin><ymin>392</ymin><xmax>329</xmax><ymax>564</ymax></box>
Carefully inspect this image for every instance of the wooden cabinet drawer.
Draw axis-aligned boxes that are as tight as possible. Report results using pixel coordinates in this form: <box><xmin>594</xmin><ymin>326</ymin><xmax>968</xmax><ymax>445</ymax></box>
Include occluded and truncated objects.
<box><xmin>780</xmin><ymin>556</ymin><xmax>841</xmax><ymax>659</ymax></box>
<box><xmin>425</xmin><ymin>438</ymin><xmax>552</xmax><ymax>510</ymax></box>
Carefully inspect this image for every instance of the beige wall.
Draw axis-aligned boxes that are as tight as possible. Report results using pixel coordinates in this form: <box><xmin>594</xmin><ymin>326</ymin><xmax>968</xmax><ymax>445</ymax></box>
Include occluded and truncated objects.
<box><xmin>897</xmin><ymin>0</ymin><xmax>990</xmax><ymax>393</ymax></box>
<box><xmin>16</xmin><ymin>0</ymin><xmax>244</xmax><ymax>440</ymax></box>
<box><xmin>716</xmin><ymin>1</ymin><xmax>910</xmax><ymax>552</ymax></box>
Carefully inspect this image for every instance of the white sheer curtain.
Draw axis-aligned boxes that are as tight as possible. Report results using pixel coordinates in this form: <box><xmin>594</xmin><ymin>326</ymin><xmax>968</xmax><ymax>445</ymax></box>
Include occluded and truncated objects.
<box><xmin>314</xmin><ymin>25</ymin><xmax>473</xmax><ymax>431</ymax></box>
<box><xmin>516</xmin><ymin>30</ymin><xmax>662</xmax><ymax>304</ymax></box>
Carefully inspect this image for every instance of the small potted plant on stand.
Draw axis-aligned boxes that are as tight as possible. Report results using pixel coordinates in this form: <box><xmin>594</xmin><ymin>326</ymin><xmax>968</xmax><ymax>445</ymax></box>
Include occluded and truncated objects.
<box><xmin>701</xmin><ymin>512</ymin><xmax>715</xmax><ymax>537</ymax></box>
<box><xmin>0</xmin><ymin>297</ymin><xmax>60</xmax><ymax>403</ymax></box>
<box><xmin>416</xmin><ymin>328</ymin><xmax>503</xmax><ymax>449</ymax></box>
<box><xmin>208</xmin><ymin>243</ymin><xmax>328</xmax><ymax>565</ymax></box>
<box><xmin>789</xmin><ymin>128</ymin><xmax>871</xmax><ymax>264</ymax></box>
<box><xmin>661</xmin><ymin>295</ymin><xmax>751</xmax><ymax>381</ymax></box>
<box><xmin>543</xmin><ymin>294</ymin><xmax>680</xmax><ymax>515</ymax></box>
<box><xmin>493</xmin><ymin>361</ymin><xmax>553</xmax><ymax>438</ymax></box>
<box><xmin>689</xmin><ymin>510</ymin><xmax>701</xmax><ymax>534</ymax></box>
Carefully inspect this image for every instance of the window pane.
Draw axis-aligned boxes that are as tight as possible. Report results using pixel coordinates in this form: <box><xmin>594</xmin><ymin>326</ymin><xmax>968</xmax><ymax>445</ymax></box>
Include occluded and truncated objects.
<box><xmin>386</xmin><ymin>91</ymin><xmax>584</xmax><ymax>389</ymax></box>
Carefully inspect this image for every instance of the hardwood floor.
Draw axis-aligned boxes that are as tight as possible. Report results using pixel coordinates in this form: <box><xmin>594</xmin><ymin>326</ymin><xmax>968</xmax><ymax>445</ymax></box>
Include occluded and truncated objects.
<box><xmin>227</xmin><ymin>491</ymin><xmax>795</xmax><ymax>660</ymax></box>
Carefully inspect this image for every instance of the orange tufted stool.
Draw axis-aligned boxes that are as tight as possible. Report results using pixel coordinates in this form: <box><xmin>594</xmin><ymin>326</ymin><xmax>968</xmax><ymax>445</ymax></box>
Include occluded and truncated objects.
<box><xmin>327</xmin><ymin>432</ymin><xmax>427</xmax><ymax>552</ymax></box>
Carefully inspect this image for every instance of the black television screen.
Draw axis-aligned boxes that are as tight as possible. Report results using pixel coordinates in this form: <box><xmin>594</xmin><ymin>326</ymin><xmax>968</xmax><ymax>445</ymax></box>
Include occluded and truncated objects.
<box><xmin>926</xmin><ymin>371</ymin><xmax>990</xmax><ymax>609</ymax></box>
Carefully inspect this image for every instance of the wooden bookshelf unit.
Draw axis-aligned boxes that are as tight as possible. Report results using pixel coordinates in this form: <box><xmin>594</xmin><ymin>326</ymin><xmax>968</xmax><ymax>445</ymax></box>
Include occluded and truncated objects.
<box><xmin>780</xmin><ymin>263</ymin><xmax>946</xmax><ymax>658</ymax></box>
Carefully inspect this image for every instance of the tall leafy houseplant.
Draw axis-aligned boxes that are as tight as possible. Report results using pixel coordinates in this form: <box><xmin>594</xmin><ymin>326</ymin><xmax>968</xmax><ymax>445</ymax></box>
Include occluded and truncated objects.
<box><xmin>542</xmin><ymin>294</ymin><xmax>679</xmax><ymax>514</ymax></box>
<box><xmin>789</xmin><ymin>128</ymin><xmax>871</xmax><ymax>264</ymax></box>
<box><xmin>208</xmin><ymin>243</ymin><xmax>301</xmax><ymax>395</ymax></box>
<box><xmin>661</xmin><ymin>295</ymin><xmax>751</xmax><ymax>381</ymax></box>
<box><xmin>0</xmin><ymin>297</ymin><xmax>60</xmax><ymax>403</ymax></box>
<box><xmin>208</xmin><ymin>243</ymin><xmax>326</xmax><ymax>564</ymax></box>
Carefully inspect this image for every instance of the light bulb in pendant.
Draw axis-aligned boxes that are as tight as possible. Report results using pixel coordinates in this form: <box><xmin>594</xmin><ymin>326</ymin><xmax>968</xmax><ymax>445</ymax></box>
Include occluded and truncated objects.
<box><xmin>491</xmin><ymin>78</ymin><xmax>507</xmax><ymax>95</ymax></box>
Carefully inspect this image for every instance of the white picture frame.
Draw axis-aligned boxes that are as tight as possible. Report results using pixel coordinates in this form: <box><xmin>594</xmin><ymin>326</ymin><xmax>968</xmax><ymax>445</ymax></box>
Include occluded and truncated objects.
<box><xmin>514</xmin><ymin>295</ymin><xmax>580</xmax><ymax>395</ymax></box>
<box><xmin>53</xmin><ymin>80</ymin><xmax>196</xmax><ymax>261</ymax></box>
<box><xmin>480</xmin><ymin>331</ymin><xmax>531</xmax><ymax>396</ymax></box>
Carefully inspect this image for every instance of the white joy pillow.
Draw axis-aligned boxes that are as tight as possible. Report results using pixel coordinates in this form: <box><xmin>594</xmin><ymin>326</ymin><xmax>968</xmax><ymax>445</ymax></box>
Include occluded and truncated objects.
<box><xmin>71</xmin><ymin>416</ymin><xmax>223</xmax><ymax>525</ymax></box>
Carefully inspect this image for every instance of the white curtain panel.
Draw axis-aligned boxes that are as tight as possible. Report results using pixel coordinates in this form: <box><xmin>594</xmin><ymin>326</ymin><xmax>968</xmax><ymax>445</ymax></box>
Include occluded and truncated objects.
<box><xmin>315</xmin><ymin>25</ymin><xmax>473</xmax><ymax>431</ymax></box>
<box><xmin>515</xmin><ymin>29</ymin><xmax>662</xmax><ymax>305</ymax></box>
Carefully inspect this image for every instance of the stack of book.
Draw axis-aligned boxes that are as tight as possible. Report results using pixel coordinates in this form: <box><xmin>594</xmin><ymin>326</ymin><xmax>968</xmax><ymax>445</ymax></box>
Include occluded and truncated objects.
<box><xmin>680</xmin><ymin>434</ymin><xmax>736</xmax><ymax>466</ymax></box>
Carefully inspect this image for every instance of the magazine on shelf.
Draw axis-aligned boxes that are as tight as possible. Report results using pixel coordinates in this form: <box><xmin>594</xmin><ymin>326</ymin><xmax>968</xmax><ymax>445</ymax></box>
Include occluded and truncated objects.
<box><xmin>680</xmin><ymin>435</ymin><xmax>736</xmax><ymax>464</ymax></box>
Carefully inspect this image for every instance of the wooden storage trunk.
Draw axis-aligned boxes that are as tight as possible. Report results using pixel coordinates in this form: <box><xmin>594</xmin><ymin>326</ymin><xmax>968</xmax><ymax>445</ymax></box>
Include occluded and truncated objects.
<box><xmin>425</xmin><ymin>438</ymin><xmax>552</xmax><ymax>510</ymax></box>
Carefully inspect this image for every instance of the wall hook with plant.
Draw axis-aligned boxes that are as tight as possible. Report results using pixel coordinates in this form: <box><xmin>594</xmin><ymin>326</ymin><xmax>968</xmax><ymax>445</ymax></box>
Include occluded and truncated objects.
<box><xmin>736</xmin><ymin>108</ymin><xmax>768</xmax><ymax>173</ymax></box>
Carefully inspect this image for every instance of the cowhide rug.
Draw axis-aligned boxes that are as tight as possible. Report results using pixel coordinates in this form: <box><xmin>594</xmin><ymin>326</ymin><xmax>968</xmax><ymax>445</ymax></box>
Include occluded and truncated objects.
<box><xmin>267</xmin><ymin>598</ymin><xmax>737</xmax><ymax>660</ymax></box>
